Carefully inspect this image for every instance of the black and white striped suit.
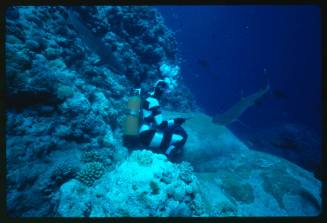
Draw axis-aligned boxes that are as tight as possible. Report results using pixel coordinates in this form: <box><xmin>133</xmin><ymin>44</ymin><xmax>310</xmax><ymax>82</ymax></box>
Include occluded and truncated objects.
<box><xmin>139</xmin><ymin>94</ymin><xmax>187</xmax><ymax>158</ymax></box>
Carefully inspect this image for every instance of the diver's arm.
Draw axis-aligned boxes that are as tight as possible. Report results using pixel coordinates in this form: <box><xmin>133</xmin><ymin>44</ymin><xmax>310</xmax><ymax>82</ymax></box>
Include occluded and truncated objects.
<box><xmin>157</xmin><ymin>116</ymin><xmax>187</xmax><ymax>129</ymax></box>
<box><xmin>146</xmin><ymin>105</ymin><xmax>169</xmax><ymax>129</ymax></box>
<box><xmin>150</xmin><ymin>106</ymin><xmax>167</xmax><ymax>128</ymax></box>
<box><xmin>147</xmin><ymin>102</ymin><xmax>188</xmax><ymax>129</ymax></box>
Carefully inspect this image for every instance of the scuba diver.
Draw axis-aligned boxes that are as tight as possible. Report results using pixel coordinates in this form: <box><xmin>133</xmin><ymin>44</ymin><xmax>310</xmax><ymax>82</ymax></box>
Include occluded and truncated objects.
<box><xmin>138</xmin><ymin>79</ymin><xmax>188</xmax><ymax>162</ymax></box>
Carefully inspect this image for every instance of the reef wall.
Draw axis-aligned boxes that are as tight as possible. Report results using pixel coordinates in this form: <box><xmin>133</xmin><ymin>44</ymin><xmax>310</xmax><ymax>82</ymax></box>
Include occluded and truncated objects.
<box><xmin>5</xmin><ymin>6</ymin><xmax>198</xmax><ymax>217</ymax></box>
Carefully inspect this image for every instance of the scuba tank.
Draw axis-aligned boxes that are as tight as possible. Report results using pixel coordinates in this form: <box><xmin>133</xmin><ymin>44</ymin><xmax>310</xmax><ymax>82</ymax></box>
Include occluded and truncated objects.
<box><xmin>123</xmin><ymin>88</ymin><xmax>142</xmax><ymax>147</ymax></box>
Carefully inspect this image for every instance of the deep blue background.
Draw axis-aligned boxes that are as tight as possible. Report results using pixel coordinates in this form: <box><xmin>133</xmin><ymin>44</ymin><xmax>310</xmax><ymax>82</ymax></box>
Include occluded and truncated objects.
<box><xmin>157</xmin><ymin>6</ymin><xmax>321</xmax><ymax>135</ymax></box>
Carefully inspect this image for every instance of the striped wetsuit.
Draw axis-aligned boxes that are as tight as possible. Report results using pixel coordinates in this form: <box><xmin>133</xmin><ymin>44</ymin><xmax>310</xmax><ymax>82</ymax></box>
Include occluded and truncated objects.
<box><xmin>139</xmin><ymin>94</ymin><xmax>187</xmax><ymax>158</ymax></box>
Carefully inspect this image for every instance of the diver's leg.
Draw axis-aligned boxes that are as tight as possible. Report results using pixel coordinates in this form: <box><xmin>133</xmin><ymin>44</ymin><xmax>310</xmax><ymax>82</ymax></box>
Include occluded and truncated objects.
<box><xmin>174</xmin><ymin>126</ymin><xmax>188</xmax><ymax>147</ymax></box>
<box><xmin>165</xmin><ymin>126</ymin><xmax>188</xmax><ymax>162</ymax></box>
<box><xmin>139</xmin><ymin>130</ymin><xmax>155</xmax><ymax>147</ymax></box>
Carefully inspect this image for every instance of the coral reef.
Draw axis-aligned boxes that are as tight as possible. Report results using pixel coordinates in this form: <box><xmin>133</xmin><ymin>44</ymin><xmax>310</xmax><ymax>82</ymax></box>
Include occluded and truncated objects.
<box><xmin>69</xmin><ymin>6</ymin><xmax>181</xmax><ymax>86</ymax></box>
<box><xmin>76</xmin><ymin>162</ymin><xmax>105</xmax><ymax>186</ymax></box>
<box><xmin>80</xmin><ymin>150</ymin><xmax>103</xmax><ymax>163</ymax></box>
<box><xmin>51</xmin><ymin>161</ymin><xmax>79</xmax><ymax>185</ymax></box>
<box><xmin>57</xmin><ymin>150</ymin><xmax>205</xmax><ymax>217</ymax></box>
<box><xmin>6</xmin><ymin>5</ymin><xmax>195</xmax><ymax>216</ymax></box>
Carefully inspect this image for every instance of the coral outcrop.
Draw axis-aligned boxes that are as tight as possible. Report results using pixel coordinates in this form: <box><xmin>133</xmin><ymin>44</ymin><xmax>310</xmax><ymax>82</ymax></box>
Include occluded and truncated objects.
<box><xmin>57</xmin><ymin>150</ymin><xmax>205</xmax><ymax>217</ymax></box>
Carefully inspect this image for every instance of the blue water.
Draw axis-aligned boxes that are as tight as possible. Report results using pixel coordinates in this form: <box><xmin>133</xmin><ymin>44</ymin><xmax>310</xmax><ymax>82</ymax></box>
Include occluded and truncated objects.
<box><xmin>5</xmin><ymin>6</ymin><xmax>322</xmax><ymax>217</ymax></box>
<box><xmin>157</xmin><ymin>6</ymin><xmax>321</xmax><ymax>135</ymax></box>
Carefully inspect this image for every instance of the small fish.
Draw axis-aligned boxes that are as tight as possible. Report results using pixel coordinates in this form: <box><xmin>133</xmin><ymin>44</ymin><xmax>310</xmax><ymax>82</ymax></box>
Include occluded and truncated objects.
<box><xmin>197</xmin><ymin>59</ymin><xmax>210</xmax><ymax>69</ymax></box>
<box><xmin>273</xmin><ymin>89</ymin><xmax>288</xmax><ymax>99</ymax></box>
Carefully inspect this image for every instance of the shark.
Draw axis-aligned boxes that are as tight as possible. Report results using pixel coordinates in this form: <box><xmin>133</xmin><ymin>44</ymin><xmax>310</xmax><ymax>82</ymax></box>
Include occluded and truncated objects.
<box><xmin>66</xmin><ymin>8</ymin><xmax>125</xmax><ymax>75</ymax></box>
<box><xmin>212</xmin><ymin>83</ymin><xmax>270</xmax><ymax>126</ymax></box>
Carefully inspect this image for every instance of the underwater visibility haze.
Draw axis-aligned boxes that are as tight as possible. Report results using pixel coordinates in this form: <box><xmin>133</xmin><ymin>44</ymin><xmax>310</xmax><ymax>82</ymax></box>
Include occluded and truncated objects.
<box><xmin>5</xmin><ymin>5</ymin><xmax>322</xmax><ymax>217</ymax></box>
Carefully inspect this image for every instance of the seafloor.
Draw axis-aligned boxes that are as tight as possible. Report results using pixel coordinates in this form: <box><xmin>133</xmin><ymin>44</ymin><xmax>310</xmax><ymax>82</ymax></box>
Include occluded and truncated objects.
<box><xmin>5</xmin><ymin>6</ymin><xmax>321</xmax><ymax>217</ymax></box>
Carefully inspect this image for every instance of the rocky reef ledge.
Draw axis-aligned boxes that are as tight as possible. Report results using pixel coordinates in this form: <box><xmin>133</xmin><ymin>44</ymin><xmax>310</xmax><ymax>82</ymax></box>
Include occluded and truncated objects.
<box><xmin>57</xmin><ymin>111</ymin><xmax>321</xmax><ymax>217</ymax></box>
